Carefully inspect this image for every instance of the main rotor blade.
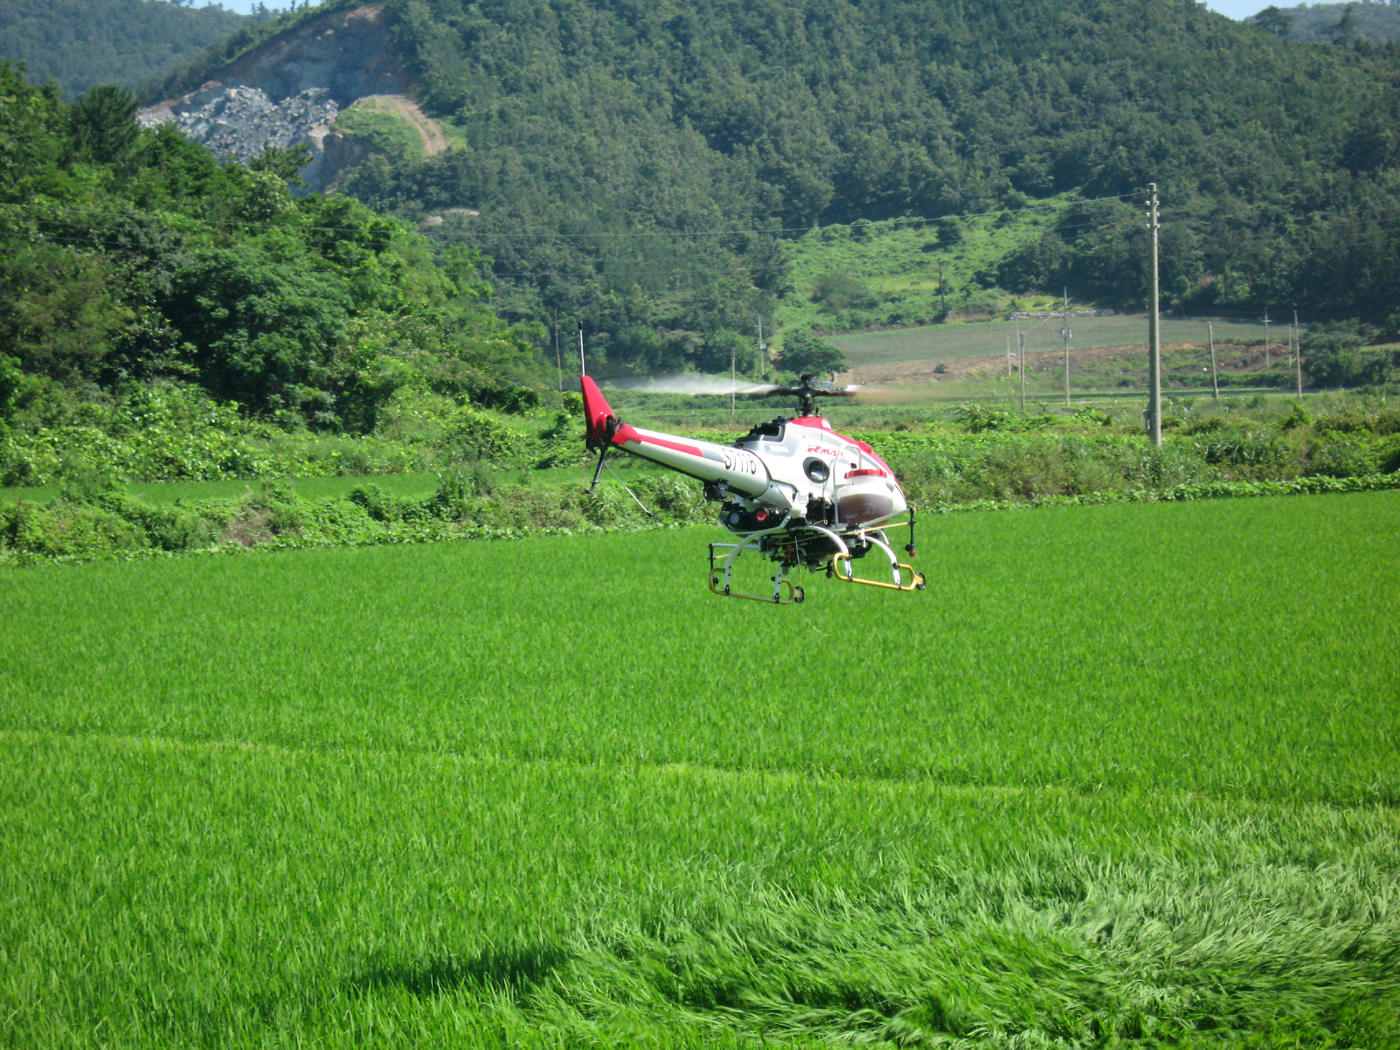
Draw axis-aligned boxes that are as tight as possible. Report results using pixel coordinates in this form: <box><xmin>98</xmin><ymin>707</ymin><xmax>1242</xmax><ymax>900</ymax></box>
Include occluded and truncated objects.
<box><xmin>600</xmin><ymin>376</ymin><xmax>920</xmax><ymax>405</ymax></box>
<box><xmin>606</xmin><ymin>375</ymin><xmax>782</xmax><ymax>396</ymax></box>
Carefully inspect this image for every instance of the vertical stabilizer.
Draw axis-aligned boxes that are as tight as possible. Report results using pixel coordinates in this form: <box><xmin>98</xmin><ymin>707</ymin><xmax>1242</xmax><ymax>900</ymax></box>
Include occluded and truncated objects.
<box><xmin>580</xmin><ymin>375</ymin><xmax>616</xmax><ymax>448</ymax></box>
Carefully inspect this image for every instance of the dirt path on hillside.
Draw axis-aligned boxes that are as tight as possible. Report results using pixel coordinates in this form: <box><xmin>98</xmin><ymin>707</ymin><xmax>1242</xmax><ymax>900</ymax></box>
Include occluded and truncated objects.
<box><xmin>364</xmin><ymin>94</ymin><xmax>448</xmax><ymax>156</ymax></box>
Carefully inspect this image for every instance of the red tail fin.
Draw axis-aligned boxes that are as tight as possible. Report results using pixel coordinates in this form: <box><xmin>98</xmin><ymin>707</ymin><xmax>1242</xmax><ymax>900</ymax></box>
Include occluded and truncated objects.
<box><xmin>580</xmin><ymin>375</ymin><xmax>616</xmax><ymax>447</ymax></box>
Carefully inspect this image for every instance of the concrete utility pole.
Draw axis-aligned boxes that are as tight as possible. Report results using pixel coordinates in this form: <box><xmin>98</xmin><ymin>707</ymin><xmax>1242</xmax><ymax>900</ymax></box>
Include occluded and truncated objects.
<box><xmin>1208</xmin><ymin>321</ymin><xmax>1219</xmax><ymax>400</ymax></box>
<box><xmin>1294</xmin><ymin>309</ymin><xmax>1303</xmax><ymax>397</ymax></box>
<box><xmin>756</xmin><ymin>317</ymin><xmax>766</xmax><ymax>379</ymax></box>
<box><xmin>1146</xmin><ymin>184</ymin><xmax>1162</xmax><ymax>447</ymax></box>
<box><xmin>1018</xmin><ymin>322</ymin><xmax>1026</xmax><ymax>412</ymax></box>
<box><xmin>1262</xmin><ymin>309</ymin><xmax>1271</xmax><ymax>369</ymax></box>
<box><xmin>1061</xmin><ymin>288</ymin><xmax>1072</xmax><ymax>408</ymax></box>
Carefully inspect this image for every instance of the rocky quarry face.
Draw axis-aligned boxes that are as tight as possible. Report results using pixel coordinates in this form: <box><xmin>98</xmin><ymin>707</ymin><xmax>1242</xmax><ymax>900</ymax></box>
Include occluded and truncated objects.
<box><xmin>138</xmin><ymin>4</ymin><xmax>411</xmax><ymax>193</ymax></box>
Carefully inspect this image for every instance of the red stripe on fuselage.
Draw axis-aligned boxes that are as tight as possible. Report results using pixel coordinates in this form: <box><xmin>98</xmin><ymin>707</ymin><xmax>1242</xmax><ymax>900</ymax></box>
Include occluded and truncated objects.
<box><xmin>614</xmin><ymin>424</ymin><xmax>705</xmax><ymax>459</ymax></box>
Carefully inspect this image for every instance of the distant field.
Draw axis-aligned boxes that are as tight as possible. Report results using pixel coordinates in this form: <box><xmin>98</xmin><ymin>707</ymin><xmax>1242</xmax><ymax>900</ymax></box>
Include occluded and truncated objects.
<box><xmin>0</xmin><ymin>473</ymin><xmax>445</xmax><ymax>507</ymax></box>
<box><xmin>3</xmin><ymin>491</ymin><xmax>1398</xmax><ymax>1047</ymax></box>
<box><xmin>830</xmin><ymin>315</ymin><xmax>1272</xmax><ymax>368</ymax></box>
<box><xmin>0</xmin><ymin>461</ymin><xmax>668</xmax><ymax>507</ymax></box>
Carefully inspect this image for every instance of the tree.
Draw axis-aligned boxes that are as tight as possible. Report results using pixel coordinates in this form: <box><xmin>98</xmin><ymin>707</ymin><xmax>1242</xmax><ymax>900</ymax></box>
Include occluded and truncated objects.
<box><xmin>1329</xmin><ymin>4</ymin><xmax>1358</xmax><ymax>43</ymax></box>
<box><xmin>0</xmin><ymin>244</ymin><xmax>131</xmax><ymax>382</ymax></box>
<box><xmin>1251</xmin><ymin>6</ymin><xmax>1293</xmax><ymax>37</ymax></box>
<box><xmin>163</xmin><ymin>244</ymin><xmax>352</xmax><ymax>421</ymax></box>
<box><xmin>0</xmin><ymin>354</ymin><xmax>22</xmax><ymax>434</ymax></box>
<box><xmin>810</xmin><ymin>272</ymin><xmax>875</xmax><ymax>313</ymax></box>
<box><xmin>68</xmin><ymin>85</ymin><xmax>139</xmax><ymax>168</ymax></box>
<box><xmin>778</xmin><ymin>330</ymin><xmax>845</xmax><ymax>377</ymax></box>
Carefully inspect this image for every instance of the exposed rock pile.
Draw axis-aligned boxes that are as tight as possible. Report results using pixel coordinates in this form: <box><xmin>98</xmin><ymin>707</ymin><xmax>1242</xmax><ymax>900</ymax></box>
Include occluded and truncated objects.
<box><xmin>139</xmin><ymin>85</ymin><xmax>338</xmax><ymax>168</ymax></box>
<box><xmin>135</xmin><ymin>5</ymin><xmax>411</xmax><ymax>192</ymax></box>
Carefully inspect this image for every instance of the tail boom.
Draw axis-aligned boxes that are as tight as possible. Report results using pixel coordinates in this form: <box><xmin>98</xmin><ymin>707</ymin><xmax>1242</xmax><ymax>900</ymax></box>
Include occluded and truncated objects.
<box><xmin>580</xmin><ymin>375</ymin><xmax>769</xmax><ymax>496</ymax></box>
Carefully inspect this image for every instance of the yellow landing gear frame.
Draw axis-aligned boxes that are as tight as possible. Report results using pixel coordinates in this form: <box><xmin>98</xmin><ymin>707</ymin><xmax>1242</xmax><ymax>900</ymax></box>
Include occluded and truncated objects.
<box><xmin>829</xmin><ymin>552</ymin><xmax>926</xmax><ymax>591</ymax></box>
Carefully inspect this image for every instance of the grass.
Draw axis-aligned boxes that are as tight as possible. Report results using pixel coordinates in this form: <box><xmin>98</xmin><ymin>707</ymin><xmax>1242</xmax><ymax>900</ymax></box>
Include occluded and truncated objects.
<box><xmin>0</xmin><ymin>458</ymin><xmax>670</xmax><ymax>509</ymax></box>
<box><xmin>333</xmin><ymin>97</ymin><xmax>436</xmax><ymax>162</ymax></box>
<box><xmin>829</xmin><ymin>315</ymin><xmax>1274</xmax><ymax>369</ymax></box>
<box><xmin>780</xmin><ymin>203</ymin><xmax>1072</xmax><ymax>335</ymax></box>
<box><xmin>2</xmin><ymin>492</ymin><xmax>1398</xmax><ymax>1047</ymax></box>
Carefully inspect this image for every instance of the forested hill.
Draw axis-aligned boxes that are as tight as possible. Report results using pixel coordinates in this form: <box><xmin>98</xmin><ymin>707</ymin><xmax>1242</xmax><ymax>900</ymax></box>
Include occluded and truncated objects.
<box><xmin>1258</xmin><ymin>2</ymin><xmax>1400</xmax><ymax>43</ymax></box>
<box><xmin>312</xmin><ymin>0</ymin><xmax>1400</xmax><ymax>372</ymax></box>
<box><xmin>4</xmin><ymin>0</ymin><xmax>1400</xmax><ymax>405</ymax></box>
<box><xmin>0</xmin><ymin>0</ymin><xmax>252</xmax><ymax>99</ymax></box>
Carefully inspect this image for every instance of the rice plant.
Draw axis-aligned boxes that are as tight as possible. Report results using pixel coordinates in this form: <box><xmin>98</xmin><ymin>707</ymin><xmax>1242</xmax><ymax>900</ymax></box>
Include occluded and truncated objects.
<box><xmin>2</xmin><ymin>491</ymin><xmax>1397</xmax><ymax>1047</ymax></box>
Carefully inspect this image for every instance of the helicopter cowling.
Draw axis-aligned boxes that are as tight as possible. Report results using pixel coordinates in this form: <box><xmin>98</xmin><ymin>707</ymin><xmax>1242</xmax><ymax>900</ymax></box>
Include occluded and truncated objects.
<box><xmin>729</xmin><ymin>413</ymin><xmax>906</xmax><ymax>530</ymax></box>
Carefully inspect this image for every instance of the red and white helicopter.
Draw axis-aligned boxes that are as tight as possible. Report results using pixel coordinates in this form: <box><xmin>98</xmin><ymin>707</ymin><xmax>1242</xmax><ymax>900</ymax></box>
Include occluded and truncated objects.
<box><xmin>581</xmin><ymin>373</ymin><xmax>925</xmax><ymax>604</ymax></box>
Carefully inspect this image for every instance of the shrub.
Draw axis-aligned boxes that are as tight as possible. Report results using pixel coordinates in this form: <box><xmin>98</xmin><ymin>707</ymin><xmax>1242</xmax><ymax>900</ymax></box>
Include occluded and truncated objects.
<box><xmin>1192</xmin><ymin>428</ymin><xmax>1293</xmax><ymax>477</ymax></box>
<box><xmin>443</xmin><ymin>405</ymin><xmax>525</xmax><ymax>463</ymax></box>
<box><xmin>1</xmin><ymin>497</ymin><xmax>148</xmax><ymax>558</ymax></box>
<box><xmin>1303</xmin><ymin>436</ymin><xmax>1380</xmax><ymax>478</ymax></box>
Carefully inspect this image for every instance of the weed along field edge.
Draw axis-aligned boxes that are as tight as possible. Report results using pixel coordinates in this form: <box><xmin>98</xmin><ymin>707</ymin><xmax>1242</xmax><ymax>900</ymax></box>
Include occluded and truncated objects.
<box><xmin>3</xmin><ymin>491</ymin><xmax>1399</xmax><ymax>1047</ymax></box>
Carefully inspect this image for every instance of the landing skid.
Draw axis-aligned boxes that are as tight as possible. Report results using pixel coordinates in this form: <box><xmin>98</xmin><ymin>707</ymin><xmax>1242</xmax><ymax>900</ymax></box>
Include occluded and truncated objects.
<box><xmin>827</xmin><ymin>529</ymin><xmax>926</xmax><ymax>592</ymax></box>
<box><xmin>707</xmin><ymin>520</ymin><xmax>925</xmax><ymax>604</ymax></box>
<box><xmin>709</xmin><ymin>532</ymin><xmax>805</xmax><ymax>604</ymax></box>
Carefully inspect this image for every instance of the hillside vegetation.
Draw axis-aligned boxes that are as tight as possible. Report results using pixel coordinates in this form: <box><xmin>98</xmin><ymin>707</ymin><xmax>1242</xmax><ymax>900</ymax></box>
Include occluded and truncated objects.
<box><xmin>329</xmin><ymin>0</ymin><xmax>1400</xmax><ymax>373</ymax></box>
<box><xmin>1259</xmin><ymin>1</ymin><xmax>1400</xmax><ymax>43</ymax></box>
<box><xmin>4</xmin><ymin>0</ymin><xmax>1400</xmax><ymax>486</ymax></box>
<box><xmin>0</xmin><ymin>0</ymin><xmax>252</xmax><ymax>99</ymax></box>
<box><xmin>0</xmin><ymin>58</ymin><xmax>548</xmax><ymax>450</ymax></box>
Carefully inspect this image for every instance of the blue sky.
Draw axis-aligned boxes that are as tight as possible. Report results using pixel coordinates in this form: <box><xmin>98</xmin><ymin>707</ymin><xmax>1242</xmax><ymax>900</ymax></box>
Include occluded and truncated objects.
<box><xmin>201</xmin><ymin>0</ymin><xmax>1265</xmax><ymax>19</ymax></box>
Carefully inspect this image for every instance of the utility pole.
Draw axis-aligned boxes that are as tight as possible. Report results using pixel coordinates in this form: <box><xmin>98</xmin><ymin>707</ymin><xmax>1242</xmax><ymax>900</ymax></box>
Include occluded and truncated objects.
<box><xmin>554</xmin><ymin>309</ymin><xmax>562</xmax><ymax>392</ymax></box>
<box><xmin>1294</xmin><ymin>309</ymin><xmax>1303</xmax><ymax>397</ymax></box>
<box><xmin>1020</xmin><ymin>329</ymin><xmax>1027</xmax><ymax>411</ymax></box>
<box><xmin>1007</xmin><ymin>333</ymin><xmax>1012</xmax><ymax>377</ymax></box>
<box><xmin>730</xmin><ymin>342</ymin><xmax>736</xmax><ymax>421</ymax></box>
<box><xmin>938</xmin><ymin>261</ymin><xmax>947</xmax><ymax>316</ymax></box>
<box><xmin>1061</xmin><ymin>287</ymin><xmax>1072</xmax><ymax>408</ymax></box>
<box><xmin>1146</xmin><ymin>183</ymin><xmax>1162</xmax><ymax>447</ymax></box>
<box><xmin>1262</xmin><ymin>309</ymin><xmax>1271</xmax><ymax>369</ymax></box>
<box><xmin>1208</xmin><ymin>321</ymin><xmax>1219</xmax><ymax>400</ymax></box>
<box><xmin>756</xmin><ymin>317</ymin><xmax>767</xmax><ymax>380</ymax></box>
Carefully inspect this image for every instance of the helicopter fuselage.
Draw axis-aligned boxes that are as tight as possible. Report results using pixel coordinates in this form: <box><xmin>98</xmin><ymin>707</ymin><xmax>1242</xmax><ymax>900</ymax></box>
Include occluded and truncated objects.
<box><xmin>581</xmin><ymin>376</ymin><xmax>907</xmax><ymax>535</ymax></box>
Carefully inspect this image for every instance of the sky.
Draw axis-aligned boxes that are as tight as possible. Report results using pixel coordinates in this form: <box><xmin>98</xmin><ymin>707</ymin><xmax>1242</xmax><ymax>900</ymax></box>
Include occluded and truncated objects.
<box><xmin>200</xmin><ymin>0</ymin><xmax>1266</xmax><ymax>19</ymax></box>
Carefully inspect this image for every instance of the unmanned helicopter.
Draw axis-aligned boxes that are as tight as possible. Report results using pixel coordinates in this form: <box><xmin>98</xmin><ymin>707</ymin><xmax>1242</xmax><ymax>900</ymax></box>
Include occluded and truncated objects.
<box><xmin>581</xmin><ymin>373</ymin><xmax>925</xmax><ymax>604</ymax></box>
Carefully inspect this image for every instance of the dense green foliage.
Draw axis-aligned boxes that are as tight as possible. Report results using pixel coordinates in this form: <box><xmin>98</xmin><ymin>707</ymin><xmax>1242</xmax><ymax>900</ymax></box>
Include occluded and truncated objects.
<box><xmin>1260</xmin><ymin>1</ymin><xmax>1400</xmax><ymax>43</ymax></box>
<box><xmin>6</xmin><ymin>390</ymin><xmax>1399</xmax><ymax>563</ymax></box>
<box><xmin>8</xmin><ymin>0</ymin><xmax>1400</xmax><ymax>479</ymax></box>
<box><xmin>2</xmin><ymin>493</ymin><xmax>1397</xmax><ymax>1045</ymax></box>
<box><xmin>0</xmin><ymin>0</ymin><xmax>250</xmax><ymax>100</ymax></box>
<box><xmin>0</xmin><ymin>59</ymin><xmax>545</xmax><ymax>439</ymax></box>
<box><xmin>320</xmin><ymin>0</ymin><xmax>1400</xmax><ymax>356</ymax></box>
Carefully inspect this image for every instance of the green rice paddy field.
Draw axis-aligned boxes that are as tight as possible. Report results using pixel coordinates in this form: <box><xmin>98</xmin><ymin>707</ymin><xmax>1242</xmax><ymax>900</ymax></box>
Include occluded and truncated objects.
<box><xmin>3</xmin><ymin>492</ymin><xmax>1398</xmax><ymax>1048</ymax></box>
